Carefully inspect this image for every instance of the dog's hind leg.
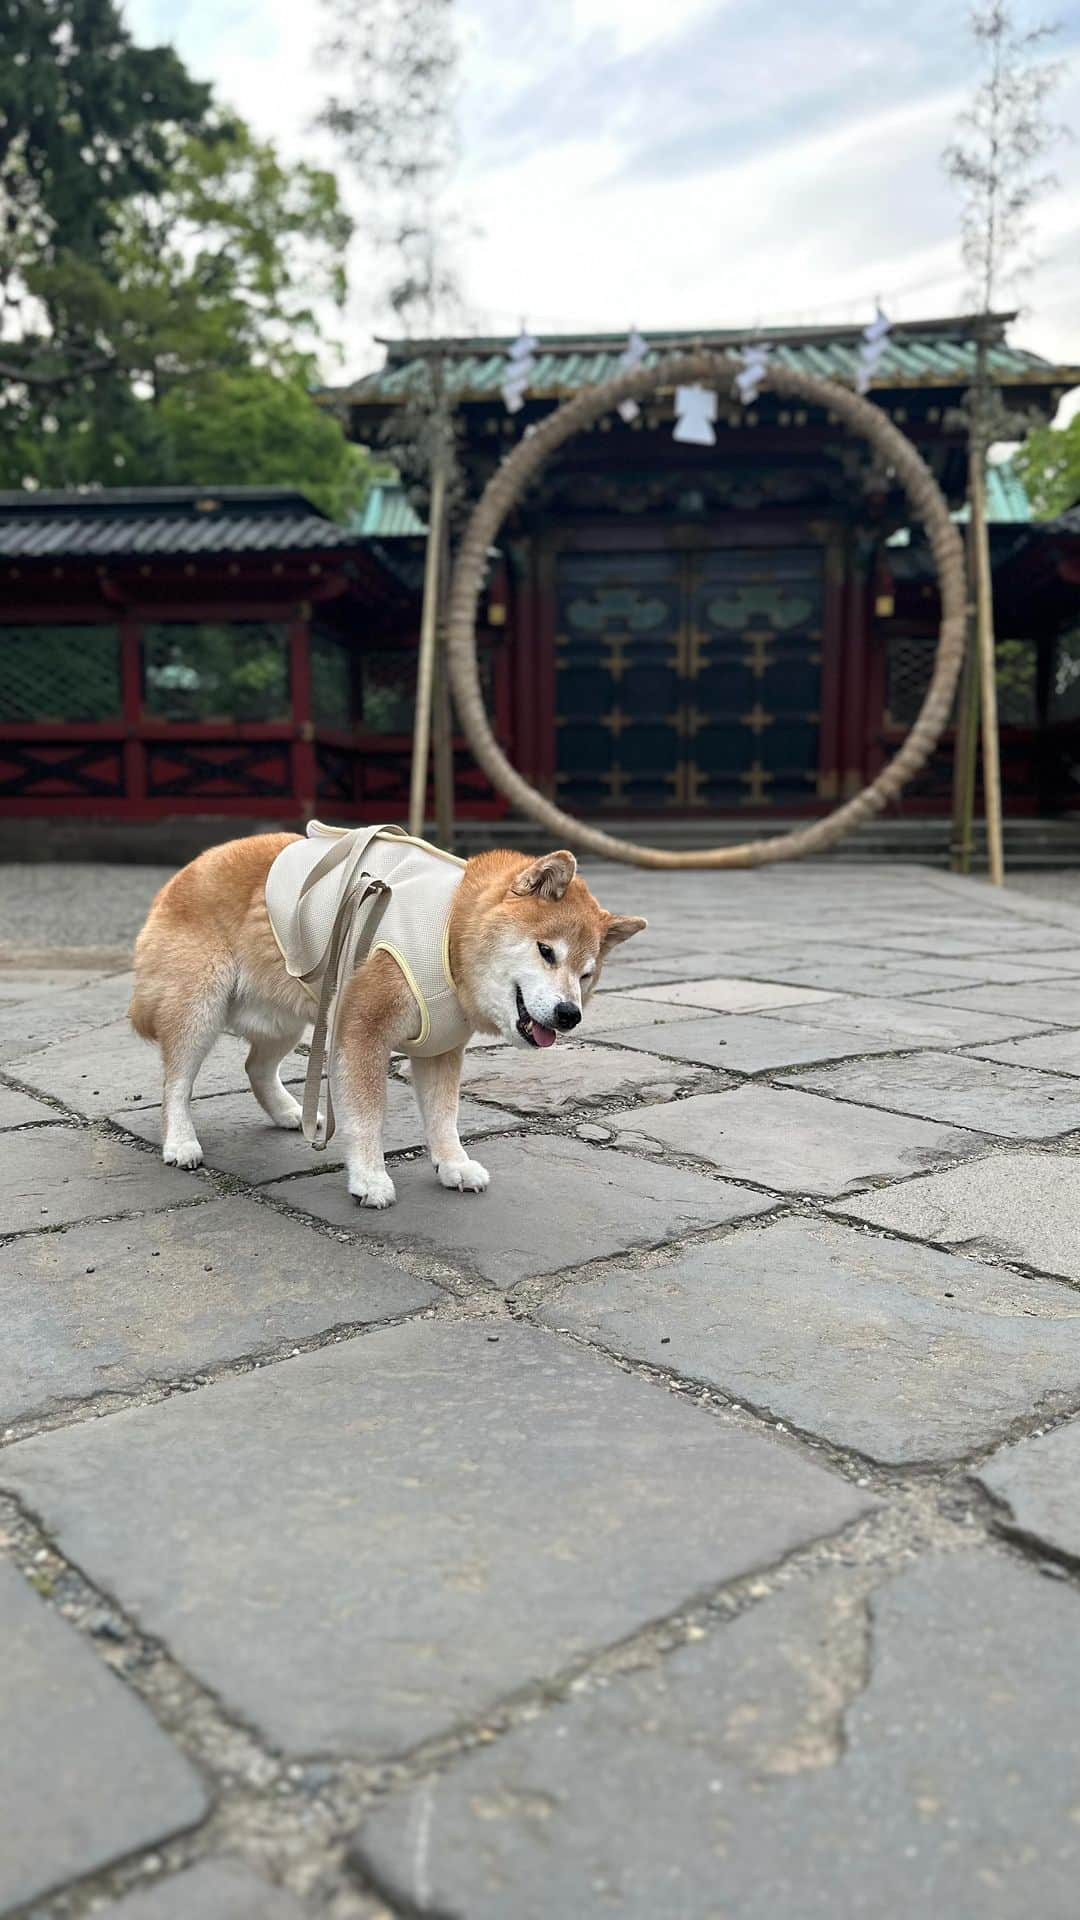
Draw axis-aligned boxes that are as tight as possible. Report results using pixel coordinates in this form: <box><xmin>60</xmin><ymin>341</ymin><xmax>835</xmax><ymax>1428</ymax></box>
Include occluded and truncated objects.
<box><xmin>157</xmin><ymin>961</ymin><xmax>232</xmax><ymax>1169</ymax></box>
<box><xmin>411</xmin><ymin>1047</ymin><xmax>489</xmax><ymax>1194</ymax></box>
<box><xmin>246</xmin><ymin>1031</ymin><xmax>305</xmax><ymax>1129</ymax></box>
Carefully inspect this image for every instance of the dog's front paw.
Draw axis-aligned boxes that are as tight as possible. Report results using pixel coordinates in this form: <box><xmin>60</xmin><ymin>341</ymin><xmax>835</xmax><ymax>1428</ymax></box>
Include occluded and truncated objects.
<box><xmin>437</xmin><ymin>1157</ymin><xmax>490</xmax><ymax>1194</ymax></box>
<box><xmin>163</xmin><ymin>1138</ymin><xmax>203</xmax><ymax>1170</ymax></box>
<box><xmin>270</xmin><ymin>1094</ymin><xmax>303</xmax><ymax>1130</ymax></box>
<box><xmin>348</xmin><ymin>1168</ymin><xmax>397</xmax><ymax>1210</ymax></box>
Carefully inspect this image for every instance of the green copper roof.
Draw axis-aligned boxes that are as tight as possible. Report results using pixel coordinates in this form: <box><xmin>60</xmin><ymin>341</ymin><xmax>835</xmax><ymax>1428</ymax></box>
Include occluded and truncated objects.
<box><xmin>332</xmin><ymin>315</ymin><xmax>1077</xmax><ymax>410</ymax></box>
<box><xmin>354</xmin><ymin>482</ymin><xmax>426</xmax><ymax>537</ymax></box>
<box><xmin>954</xmin><ymin>458</ymin><xmax>1034</xmax><ymax>525</ymax></box>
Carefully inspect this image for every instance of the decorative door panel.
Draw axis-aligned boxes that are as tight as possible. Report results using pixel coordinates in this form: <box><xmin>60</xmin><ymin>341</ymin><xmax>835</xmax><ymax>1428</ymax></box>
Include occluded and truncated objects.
<box><xmin>689</xmin><ymin>549</ymin><xmax>823</xmax><ymax>807</ymax></box>
<box><xmin>554</xmin><ymin>545</ymin><xmax>824</xmax><ymax>810</ymax></box>
<box><xmin>556</xmin><ymin>553</ymin><xmax>683</xmax><ymax>809</ymax></box>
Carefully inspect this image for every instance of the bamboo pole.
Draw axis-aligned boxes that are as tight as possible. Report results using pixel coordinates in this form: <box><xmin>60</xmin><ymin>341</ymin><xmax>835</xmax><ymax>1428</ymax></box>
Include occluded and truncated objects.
<box><xmin>431</xmin><ymin>503</ymin><xmax>455</xmax><ymax>847</ymax></box>
<box><xmin>408</xmin><ymin>453</ymin><xmax>447</xmax><ymax>838</ymax></box>
<box><xmin>949</xmin><ymin>517</ymin><xmax>981</xmax><ymax>874</ymax></box>
<box><xmin>969</xmin><ymin>437</ymin><xmax>1005</xmax><ymax>884</ymax></box>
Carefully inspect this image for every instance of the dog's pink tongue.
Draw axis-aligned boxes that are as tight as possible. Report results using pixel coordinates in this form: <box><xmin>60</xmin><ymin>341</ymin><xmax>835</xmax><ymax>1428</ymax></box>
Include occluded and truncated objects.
<box><xmin>532</xmin><ymin>1021</ymin><xmax>558</xmax><ymax>1049</ymax></box>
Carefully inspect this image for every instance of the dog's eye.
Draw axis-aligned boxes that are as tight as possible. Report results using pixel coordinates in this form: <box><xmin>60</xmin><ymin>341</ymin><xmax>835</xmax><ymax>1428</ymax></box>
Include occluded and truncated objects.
<box><xmin>537</xmin><ymin>942</ymin><xmax>556</xmax><ymax>964</ymax></box>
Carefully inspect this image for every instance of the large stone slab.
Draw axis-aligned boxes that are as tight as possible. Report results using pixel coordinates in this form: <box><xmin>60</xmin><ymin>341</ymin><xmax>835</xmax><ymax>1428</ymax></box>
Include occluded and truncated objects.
<box><xmin>967</xmin><ymin>1029</ymin><xmax>1080</xmax><ymax>1077</ymax></box>
<box><xmin>1</xmin><ymin>1322</ymin><xmax>871</xmax><ymax>1759</ymax></box>
<box><xmin>541</xmin><ymin>1217</ymin><xmax>1080</xmax><ymax>1464</ymax></box>
<box><xmin>919</xmin><ymin>981</ymin><xmax>1080</xmax><ymax>1025</ymax></box>
<box><xmin>0</xmin><ymin>1559</ymin><xmax>207</xmax><ymax>1912</ymax></box>
<box><xmin>9</xmin><ymin>1020</ymin><xmax>308</xmax><ymax>1118</ymax></box>
<box><xmin>628</xmin><ymin>977</ymin><xmax>838</xmax><ymax>1014</ymax></box>
<box><xmin>572</xmin><ymin>993</ymin><xmax>714</xmax><ymax>1037</ymax></box>
<box><xmin>600</xmin><ymin>1013</ymin><xmax>911</xmax><ymax>1075</ymax></box>
<box><xmin>5</xmin><ymin>1124</ymin><xmax>196</xmax><ymax>1234</ymax></box>
<box><xmin>761</xmin><ymin>992</ymin><xmax>1046</xmax><ymax>1050</ymax></box>
<box><xmin>0</xmin><ymin>1082</ymin><xmax>55</xmax><ymax>1128</ymax></box>
<box><xmin>353</xmin><ymin>1554</ymin><xmax>1080</xmax><ymax>1920</ymax></box>
<box><xmin>978</xmin><ymin>1420</ymin><xmax>1080</xmax><ymax>1561</ymax></box>
<box><xmin>0</xmin><ymin>969</ymin><xmax>133</xmax><ymax>1062</ymax></box>
<box><xmin>909</xmin><ymin>955</ymin><xmax>1080</xmax><ymax>986</ymax></box>
<box><xmin>113</xmin><ymin>1082</ymin><xmax>517</xmax><ymax>1184</ymax></box>
<box><xmin>789</xmin><ymin>1050</ymin><xmax>1080</xmax><ymax>1139</ymax></box>
<box><xmin>0</xmin><ymin>1194</ymin><xmax>436</xmax><ymax>1427</ymax></box>
<box><xmin>842</xmin><ymin>1150</ymin><xmax>1080</xmax><ymax>1285</ymax></box>
<box><xmin>772</xmin><ymin>960</ymin><xmax>972</xmax><ymax>997</ymax></box>
<box><xmin>460</xmin><ymin>1042</ymin><xmax>713</xmax><ymax>1115</ymax></box>
<box><xmin>621</xmin><ymin>1087</ymin><xmax>982</xmax><ymax>1197</ymax></box>
<box><xmin>97</xmin><ymin>1861</ymin><xmax>306</xmax><ymax>1920</ymax></box>
<box><xmin>265</xmin><ymin>1136</ymin><xmax>767</xmax><ymax>1287</ymax></box>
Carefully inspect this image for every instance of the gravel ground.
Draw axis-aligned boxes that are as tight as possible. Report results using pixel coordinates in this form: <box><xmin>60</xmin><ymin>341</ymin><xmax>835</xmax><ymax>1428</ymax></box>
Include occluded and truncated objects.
<box><xmin>1004</xmin><ymin>869</ymin><xmax>1080</xmax><ymax>908</ymax></box>
<box><xmin>0</xmin><ymin>864</ymin><xmax>172</xmax><ymax>952</ymax></box>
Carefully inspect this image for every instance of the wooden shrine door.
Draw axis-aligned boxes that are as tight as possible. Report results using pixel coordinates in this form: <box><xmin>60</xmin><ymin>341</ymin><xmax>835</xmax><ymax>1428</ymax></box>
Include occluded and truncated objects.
<box><xmin>554</xmin><ymin>545</ymin><xmax>825</xmax><ymax>810</ymax></box>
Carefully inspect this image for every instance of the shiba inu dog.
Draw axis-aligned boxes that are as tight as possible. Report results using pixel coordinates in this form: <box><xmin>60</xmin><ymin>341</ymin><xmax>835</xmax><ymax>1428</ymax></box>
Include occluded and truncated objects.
<box><xmin>129</xmin><ymin>828</ymin><xmax>646</xmax><ymax>1208</ymax></box>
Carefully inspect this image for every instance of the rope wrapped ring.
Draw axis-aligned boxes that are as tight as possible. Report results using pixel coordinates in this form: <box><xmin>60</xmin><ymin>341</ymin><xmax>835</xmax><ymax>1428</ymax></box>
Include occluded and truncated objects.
<box><xmin>446</xmin><ymin>349</ymin><xmax>967</xmax><ymax>868</ymax></box>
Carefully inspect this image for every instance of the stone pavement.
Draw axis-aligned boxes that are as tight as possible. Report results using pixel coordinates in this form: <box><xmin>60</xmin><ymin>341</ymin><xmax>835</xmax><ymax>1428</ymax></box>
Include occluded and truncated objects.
<box><xmin>3</xmin><ymin>859</ymin><xmax>1080</xmax><ymax>1917</ymax></box>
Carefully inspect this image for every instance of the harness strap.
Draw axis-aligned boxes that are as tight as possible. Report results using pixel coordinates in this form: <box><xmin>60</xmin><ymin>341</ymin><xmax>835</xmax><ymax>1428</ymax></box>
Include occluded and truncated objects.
<box><xmin>297</xmin><ymin>844</ymin><xmax>395</xmax><ymax>1151</ymax></box>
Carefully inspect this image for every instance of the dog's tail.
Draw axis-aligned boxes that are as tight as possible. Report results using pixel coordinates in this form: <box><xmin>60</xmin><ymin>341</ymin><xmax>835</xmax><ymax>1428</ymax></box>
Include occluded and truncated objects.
<box><xmin>128</xmin><ymin>984</ymin><xmax>157</xmax><ymax>1042</ymax></box>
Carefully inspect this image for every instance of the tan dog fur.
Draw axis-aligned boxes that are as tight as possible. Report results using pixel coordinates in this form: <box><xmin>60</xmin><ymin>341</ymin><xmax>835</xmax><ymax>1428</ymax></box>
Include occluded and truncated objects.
<box><xmin>129</xmin><ymin>834</ymin><xmax>646</xmax><ymax>1207</ymax></box>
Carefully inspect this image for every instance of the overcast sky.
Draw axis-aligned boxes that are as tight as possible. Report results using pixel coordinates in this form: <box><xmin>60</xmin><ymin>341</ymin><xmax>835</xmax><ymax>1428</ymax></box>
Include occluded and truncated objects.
<box><xmin>128</xmin><ymin>0</ymin><xmax>1080</xmax><ymax>384</ymax></box>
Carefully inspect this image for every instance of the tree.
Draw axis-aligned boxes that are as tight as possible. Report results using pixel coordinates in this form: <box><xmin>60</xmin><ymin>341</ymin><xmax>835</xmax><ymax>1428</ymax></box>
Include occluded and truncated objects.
<box><xmin>1</xmin><ymin>111</ymin><xmax>368</xmax><ymax>509</ymax></box>
<box><xmin>1015</xmin><ymin>413</ymin><xmax>1080</xmax><ymax>517</ymax></box>
<box><xmin>1</xmin><ymin>0</ymin><xmax>213</xmax><ymax>372</ymax></box>
<box><xmin>943</xmin><ymin>2</ymin><xmax>1064</xmax><ymax>880</ymax></box>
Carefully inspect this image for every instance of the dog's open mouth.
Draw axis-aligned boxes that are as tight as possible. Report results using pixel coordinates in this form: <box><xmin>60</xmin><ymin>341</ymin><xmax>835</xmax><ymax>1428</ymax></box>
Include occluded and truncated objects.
<box><xmin>515</xmin><ymin>985</ymin><xmax>557</xmax><ymax>1049</ymax></box>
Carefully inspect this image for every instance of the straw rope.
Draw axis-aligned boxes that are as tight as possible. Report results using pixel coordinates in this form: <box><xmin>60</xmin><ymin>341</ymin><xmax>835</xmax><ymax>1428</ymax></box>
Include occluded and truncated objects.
<box><xmin>445</xmin><ymin>351</ymin><xmax>968</xmax><ymax>868</ymax></box>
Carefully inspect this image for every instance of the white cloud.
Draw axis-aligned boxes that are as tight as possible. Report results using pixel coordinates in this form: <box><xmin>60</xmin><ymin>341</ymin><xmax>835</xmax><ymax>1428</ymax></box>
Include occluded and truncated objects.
<box><xmin>124</xmin><ymin>0</ymin><xmax>1080</xmax><ymax>382</ymax></box>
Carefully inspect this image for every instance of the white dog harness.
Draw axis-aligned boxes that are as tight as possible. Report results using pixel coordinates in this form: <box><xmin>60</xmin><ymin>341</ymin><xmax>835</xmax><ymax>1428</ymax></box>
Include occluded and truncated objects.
<box><xmin>265</xmin><ymin>821</ymin><xmax>469</xmax><ymax>1148</ymax></box>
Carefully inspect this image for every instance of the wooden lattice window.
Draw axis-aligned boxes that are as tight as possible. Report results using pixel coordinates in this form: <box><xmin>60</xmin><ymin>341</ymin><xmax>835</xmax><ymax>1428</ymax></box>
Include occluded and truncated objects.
<box><xmin>0</xmin><ymin>625</ymin><xmax>121</xmax><ymax>722</ymax></box>
<box><xmin>886</xmin><ymin>632</ymin><xmax>1035</xmax><ymax>728</ymax></box>
<box><xmin>311</xmin><ymin>628</ymin><xmax>353</xmax><ymax>729</ymax></box>
<box><xmin>142</xmin><ymin>622</ymin><xmax>289</xmax><ymax>723</ymax></box>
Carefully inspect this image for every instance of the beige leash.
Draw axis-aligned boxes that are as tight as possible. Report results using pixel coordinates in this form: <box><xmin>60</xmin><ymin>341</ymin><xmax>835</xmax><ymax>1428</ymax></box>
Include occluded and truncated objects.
<box><xmin>291</xmin><ymin>825</ymin><xmax>405</xmax><ymax>1150</ymax></box>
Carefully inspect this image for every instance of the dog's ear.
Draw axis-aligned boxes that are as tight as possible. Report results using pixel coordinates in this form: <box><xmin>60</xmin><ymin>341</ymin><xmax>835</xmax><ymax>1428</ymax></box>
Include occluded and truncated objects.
<box><xmin>600</xmin><ymin>913</ymin><xmax>648</xmax><ymax>953</ymax></box>
<box><xmin>510</xmin><ymin>850</ymin><xmax>578</xmax><ymax>901</ymax></box>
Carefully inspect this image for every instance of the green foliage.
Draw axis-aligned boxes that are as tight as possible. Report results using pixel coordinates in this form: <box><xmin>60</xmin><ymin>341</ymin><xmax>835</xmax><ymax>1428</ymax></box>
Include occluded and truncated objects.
<box><xmin>2</xmin><ymin>82</ymin><xmax>366</xmax><ymax>506</ymax></box>
<box><xmin>0</xmin><ymin>0</ymin><xmax>212</xmax><ymax>266</ymax></box>
<box><xmin>151</xmin><ymin>369</ymin><xmax>371</xmax><ymax>521</ymax></box>
<box><xmin>1015</xmin><ymin>416</ymin><xmax>1080</xmax><ymax>519</ymax></box>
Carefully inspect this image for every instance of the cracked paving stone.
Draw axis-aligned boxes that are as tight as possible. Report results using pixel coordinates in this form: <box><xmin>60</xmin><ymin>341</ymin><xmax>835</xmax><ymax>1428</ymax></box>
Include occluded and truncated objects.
<box><xmin>4</xmin><ymin>1124</ymin><xmax>196</xmax><ymax>1234</ymax></box>
<box><xmin>570</xmin><ymin>993</ymin><xmax>713</xmax><ymax>1036</ymax></box>
<box><xmin>352</xmin><ymin>1553</ymin><xmax>1080</xmax><ymax>1920</ymax></box>
<box><xmin>0</xmin><ymin>1194</ymin><xmax>437</xmax><ymax>1427</ymax></box>
<box><xmin>625</xmin><ymin>977</ymin><xmax>838</xmax><ymax>1014</ymax></box>
<box><xmin>112</xmin><ymin>1082</ymin><xmax>519</xmax><ymax>1184</ymax></box>
<box><xmin>967</xmin><ymin>1029</ymin><xmax>1080</xmax><ymax>1078</ymax></box>
<box><xmin>8</xmin><ymin>1021</ymin><xmax>308</xmax><ymax>1119</ymax></box>
<box><xmin>95</xmin><ymin>1860</ymin><xmax>307</xmax><ymax>1919</ymax></box>
<box><xmin>0</xmin><ymin>1321</ymin><xmax>872</xmax><ymax>1759</ymax></box>
<box><xmin>540</xmin><ymin>1216</ymin><xmax>1080</xmax><ymax>1464</ymax></box>
<box><xmin>977</xmin><ymin>1419</ymin><xmax>1080</xmax><ymax>1562</ymax></box>
<box><xmin>760</xmin><ymin>993</ymin><xmax>1047</xmax><ymax>1050</ymax></box>
<box><xmin>0</xmin><ymin>1559</ymin><xmax>207</xmax><ymax>1913</ymax></box>
<box><xmin>622</xmin><ymin>1086</ymin><xmax>983</xmax><ymax>1197</ymax></box>
<box><xmin>916</xmin><ymin>981</ymin><xmax>1080</xmax><ymax>1025</ymax></box>
<box><xmin>598</xmin><ymin>1013</ymin><xmax>919</xmax><ymax>1075</ymax></box>
<box><xmin>459</xmin><ymin>1042</ymin><xmax>713</xmax><ymax>1115</ymax></box>
<box><xmin>264</xmin><ymin>1135</ymin><xmax>766</xmax><ymax>1287</ymax></box>
<box><xmin>0</xmin><ymin>1083</ymin><xmax>55</xmax><ymax>1128</ymax></box>
<box><xmin>841</xmin><ymin>1149</ymin><xmax>1080</xmax><ymax>1286</ymax></box>
<box><xmin>788</xmin><ymin>1050</ymin><xmax>1080</xmax><ymax>1140</ymax></box>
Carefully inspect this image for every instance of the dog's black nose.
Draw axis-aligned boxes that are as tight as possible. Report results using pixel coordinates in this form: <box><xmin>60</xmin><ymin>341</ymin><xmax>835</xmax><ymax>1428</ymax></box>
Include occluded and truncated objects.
<box><xmin>554</xmin><ymin>1001</ymin><xmax>581</xmax><ymax>1031</ymax></box>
